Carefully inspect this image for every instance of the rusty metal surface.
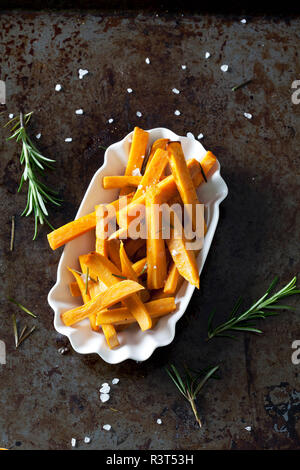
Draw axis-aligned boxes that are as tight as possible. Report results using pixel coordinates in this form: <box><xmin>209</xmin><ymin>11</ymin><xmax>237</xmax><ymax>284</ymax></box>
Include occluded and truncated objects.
<box><xmin>0</xmin><ymin>10</ymin><xmax>299</xmax><ymax>450</ymax></box>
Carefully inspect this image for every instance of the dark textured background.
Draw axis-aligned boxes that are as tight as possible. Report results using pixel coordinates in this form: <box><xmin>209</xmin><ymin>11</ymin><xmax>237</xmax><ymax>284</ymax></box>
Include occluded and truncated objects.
<box><xmin>0</xmin><ymin>9</ymin><xmax>299</xmax><ymax>450</ymax></box>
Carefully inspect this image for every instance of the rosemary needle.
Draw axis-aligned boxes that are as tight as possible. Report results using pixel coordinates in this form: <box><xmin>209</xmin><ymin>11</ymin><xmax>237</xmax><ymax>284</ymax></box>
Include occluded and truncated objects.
<box><xmin>12</xmin><ymin>314</ymin><xmax>18</xmax><ymax>347</ymax></box>
<box><xmin>16</xmin><ymin>326</ymin><xmax>36</xmax><ymax>348</ymax></box>
<box><xmin>85</xmin><ymin>267</ymin><xmax>89</xmax><ymax>295</ymax></box>
<box><xmin>207</xmin><ymin>276</ymin><xmax>300</xmax><ymax>340</ymax></box>
<box><xmin>112</xmin><ymin>273</ymin><xmax>127</xmax><ymax>279</ymax></box>
<box><xmin>8</xmin><ymin>298</ymin><xmax>37</xmax><ymax>318</ymax></box>
<box><xmin>10</xmin><ymin>216</ymin><xmax>15</xmax><ymax>251</ymax></box>
<box><xmin>231</xmin><ymin>79</ymin><xmax>252</xmax><ymax>92</ymax></box>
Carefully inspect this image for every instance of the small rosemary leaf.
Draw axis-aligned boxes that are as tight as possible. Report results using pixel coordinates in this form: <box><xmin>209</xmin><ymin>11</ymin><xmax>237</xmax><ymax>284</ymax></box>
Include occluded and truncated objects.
<box><xmin>10</xmin><ymin>216</ymin><xmax>15</xmax><ymax>251</ymax></box>
<box><xmin>85</xmin><ymin>267</ymin><xmax>89</xmax><ymax>295</ymax></box>
<box><xmin>112</xmin><ymin>274</ymin><xmax>127</xmax><ymax>280</ymax></box>
<box><xmin>8</xmin><ymin>298</ymin><xmax>37</xmax><ymax>318</ymax></box>
<box><xmin>170</xmin><ymin>365</ymin><xmax>186</xmax><ymax>393</ymax></box>
<box><xmin>12</xmin><ymin>314</ymin><xmax>18</xmax><ymax>347</ymax></box>
<box><xmin>207</xmin><ymin>308</ymin><xmax>216</xmax><ymax>332</ymax></box>
<box><xmin>229</xmin><ymin>296</ymin><xmax>243</xmax><ymax>319</ymax></box>
<box><xmin>193</xmin><ymin>365</ymin><xmax>220</xmax><ymax>397</ymax></box>
<box><xmin>165</xmin><ymin>367</ymin><xmax>186</xmax><ymax>397</ymax></box>
<box><xmin>17</xmin><ymin>326</ymin><xmax>36</xmax><ymax>347</ymax></box>
<box><xmin>18</xmin><ymin>325</ymin><xmax>28</xmax><ymax>342</ymax></box>
<box><xmin>263</xmin><ymin>304</ymin><xmax>296</xmax><ymax>310</ymax></box>
<box><xmin>267</xmin><ymin>276</ymin><xmax>279</xmax><ymax>294</ymax></box>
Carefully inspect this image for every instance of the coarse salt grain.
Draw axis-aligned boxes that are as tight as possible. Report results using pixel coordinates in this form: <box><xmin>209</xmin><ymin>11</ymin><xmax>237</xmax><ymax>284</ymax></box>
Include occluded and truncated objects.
<box><xmin>75</xmin><ymin>109</ymin><xmax>83</xmax><ymax>115</ymax></box>
<box><xmin>100</xmin><ymin>384</ymin><xmax>111</xmax><ymax>394</ymax></box>
<box><xmin>221</xmin><ymin>64</ymin><xmax>229</xmax><ymax>72</ymax></box>
<box><xmin>174</xmin><ymin>110</ymin><xmax>181</xmax><ymax>116</ymax></box>
<box><xmin>153</xmin><ymin>266</ymin><xmax>157</xmax><ymax>269</ymax></box>
<box><xmin>186</xmin><ymin>132</ymin><xmax>195</xmax><ymax>140</ymax></box>
<box><xmin>71</xmin><ymin>438</ymin><xmax>76</xmax><ymax>447</ymax></box>
<box><xmin>136</xmin><ymin>111</ymin><xmax>142</xmax><ymax>117</ymax></box>
<box><xmin>103</xmin><ymin>424</ymin><xmax>111</xmax><ymax>431</ymax></box>
<box><xmin>55</xmin><ymin>84</ymin><xmax>62</xmax><ymax>91</ymax></box>
<box><xmin>145</xmin><ymin>58</ymin><xmax>150</xmax><ymax>64</ymax></box>
<box><xmin>181</xmin><ymin>65</ymin><xmax>186</xmax><ymax>70</ymax></box>
<box><xmin>100</xmin><ymin>393</ymin><xmax>110</xmax><ymax>403</ymax></box>
<box><xmin>205</xmin><ymin>52</ymin><xmax>211</xmax><ymax>59</ymax></box>
<box><xmin>78</xmin><ymin>69</ymin><xmax>89</xmax><ymax>79</ymax></box>
<box><xmin>157</xmin><ymin>419</ymin><xmax>162</xmax><ymax>424</ymax></box>
<box><xmin>112</xmin><ymin>378</ymin><xmax>119</xmax><ymax>385</ymax></box>
<box><xmin>84</xmin><ymin>436</ymin><xmax>91</xmax><ymax>443</ymax></box>
<box><xmin>245</xmin><ymin>426</ymin><xmax>252</xmax><ymax>431</ymax></box>
<box><xmin>65</xmin><ymin>138</ymin><xmax>72</xmax><ymax>142</ymax></box>
<box><xmin>108</xmin><ymin>118</ymin><xmax>114</xmax><ymax>123</ymax></box>
<box><xmin>127</xmin><ymin>88</ymin><xmax>133</xmax><ymax>93</ymax></box>
<box><xmin>9</xmin><ymin>113</ymin><xmax>14</xmax><ymax>119</ymax></box>
<box><xmin>172</xmin><ymin>88</ymin><xmax>180</xmax><ymax>94</ymax></box>
<box><xmin>171</xmin><ymin>249</ymin><xmax>178</xmax><ymax>256</ymax></box>
<box><xmin>198</xmin><ymin>133</ymin><xmax>204</xmax><ymax>140</ymax></box>
<box><xmin>132</xmin><ymin>168</ymin><xmax>141</xmax><ymax>176</ymax></box>
<box><xmin>244</xmin><ymin>112</ymin><xmax>252</xmax><ymax>119</ymax></box>
<box><xmin>36</xmin><ymin>133</ymin><xmax>41</xmax><ymax>139</ymax></box>
<box><xmin>241</xmin><ymin>19</ymin><xmax>247</xmax><ymax>23</ymax></box>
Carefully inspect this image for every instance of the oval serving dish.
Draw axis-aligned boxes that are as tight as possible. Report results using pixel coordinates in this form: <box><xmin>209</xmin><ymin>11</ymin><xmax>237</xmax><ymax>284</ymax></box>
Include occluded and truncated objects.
<box><xmin>48</xmin><ymin>128</ymin><xmax>228</xmax><ymax>363</ymax></box>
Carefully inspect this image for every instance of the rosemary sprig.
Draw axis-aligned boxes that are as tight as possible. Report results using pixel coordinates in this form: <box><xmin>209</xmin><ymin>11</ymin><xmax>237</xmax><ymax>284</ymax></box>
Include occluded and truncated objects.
<box><xmin>166</xmin><ymin>364</ymin><xmax>220</xmax><ymax>428</ymax></box>
<box><xmin>207</xmin><ymin>276</ymin><xmax>300</xmax><ymax>340</ymax></box>
<box><xmin>4</xmin><ymin>111</ymin><xmax>61</xmax><ymax>240</ymax></box>
<box><xmin>8</xmin><ymin>298</ymin><xmax>37</xmax><ymax>318</ymax></box>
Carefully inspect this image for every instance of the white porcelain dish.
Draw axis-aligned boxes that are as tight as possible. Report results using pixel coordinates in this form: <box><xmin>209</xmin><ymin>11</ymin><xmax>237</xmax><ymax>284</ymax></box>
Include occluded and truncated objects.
<box><xmin>48</xmin><ymin>128</ymin><xmax>228</xmax><ymax>363</ymax></box>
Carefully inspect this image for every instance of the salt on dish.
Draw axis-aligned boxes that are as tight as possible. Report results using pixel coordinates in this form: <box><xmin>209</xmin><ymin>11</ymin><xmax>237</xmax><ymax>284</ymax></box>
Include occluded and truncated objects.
<box><xmin>8</xmin><ymin>113</ymin><xmax>14</xmax><ymax>119</ymax></box>
<box><xmin>241</xmin><ymin>19</ymin><xmax>247</xmax><ymax>24</ymax></box>
<box><xmin>112</xmin><ymin>378</ymin><xmax>119</xmax><ymax>385</ymax></box>
<box><xmin>55</xmin><ymin>84</ymin><xmax>62</xmax><ymax>91</ymax></box>
<box><xmin>36</xmin><ymin>133</ymin><xmax>41</xmax><ymax>139</ymax></box>
<box><xmin>65</xmin><ymin>138</ymin><xmax>72</xmax><ymax>142</ymax></box>
<box><xmin>174</xmin><ymin>110</ymin><xmax>181</xmax><ymax>116</ymax></box>
<box><xmin>103</xmin><ymin>424</ymin><xmax>111</xmax><ymax>431</ymax></box>
<box><xmin>244</xmin><ymin>112</ymin><xmax>252</xmax><ymax>119</ymax></box>
<box><xmin>71</xmin><ymin>438</ymin><xmax>76</xmax><ymax>447</ymax></box>
<box><xmin>75</xmin><ymin>109</ymin><xmax>83</xmax><ymax>115</ymax></box>
<box><xmin>157</xmin><ymin>419</ymin><xmax>162</xmax><ymax>425</ymax></box>
<box><xmin>136</xmin><ymin>111</ymin><xmax>142</xmax><ymax>117</ymax></box>
<box><xmin>245</xmin><ymin>426</ymin><xmax>252</xmax><ymax>431</ymax></box>
<box><xmin>181</xmin><ymin>65</ymin><xmax>186</xmax><ymax>70</ymax></box>
<box><xmin>172</xmin><ymin>88</ymin><xmax>180</xmax><ymax>94</ymax></box>
<box><xmin>127</xmin><ymin>88</ymin><xmax>133</xmax><ymax>93</ymax></box>
<box><xmin>198</xmin><ymin>133</ymin><xmax>204</xmax><ymax>140</ymax></box>
<box><xmin>145</xmin><ymin>58</ymin><xmax>150</xmax><ymax>64</ymax></box>
<box><xmin>108</xmin><ymin>118</ymin><xmax>114</xmax><ymax>123</ymax></box>
<box><xmin>205</xmin><ymin>52</ymin><xmax>211</xmax><ymax>59</ymax></box>
<box><xmin>100</xmin><ymin>384</ymin><xmax>111</xmax><ymax>394</ymax></box>
<box><xmin>84</xmin><ymin>436</ymin><xmax>91</xmax><ymax>443</ymax></box>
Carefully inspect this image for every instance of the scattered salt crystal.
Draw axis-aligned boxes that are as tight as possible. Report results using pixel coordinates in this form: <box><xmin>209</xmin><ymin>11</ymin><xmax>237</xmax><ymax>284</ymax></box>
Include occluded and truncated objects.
<box><xmin>181</xmin><ymin>65</ymin><xmax>186</xmax><ymax>70</ymax></box>
<box><xmin>157</xmin><ymin>419</ymin><xmax>162</xmax><ymax>425</ymax></box>
<box><xmin>108</xmin><ymin>118</ymin><xmax>114</xmax><ymax>123</ymax></box>
<box><xmin>75</xmin><ymin>109</ymin><xmax>83</xmax><ymax>115</ymax></box>
<box><xmin>132</xmin><ymin>168</ymin><xmax>141</xmax><ymax>176</ymax></box>
<box><xmin>36</xmin><ymin>133</ymin><xmax>41</xmax><ymax>139</ymax></box>
<box><xmin>65</xmin><ymin>137</ymin><xmax>72</xmax><ymax>142</ymax></box>
<box><xmin>100</xmin><ymin>384</ymin><xmax>110</xmax><ymax>394</ymax></box>
<box><xmin>245</xmin><ymin>426</ymin><xmax>252</xmax><ymax>431</ymax></box>
<box><xmin>244</xmin><ymin>112</ymin><xmax>252</xmax><ymax>119</ymax></box>
<box><xmin>137</xmin><ymin>184</ymin><xmax>143</xmax><ymax>190</ymax></box>
<box><xmin>171</xmin><ymin>249</ymin><xmax>178</xmax><ymax>256</ymax></box>
<box><xmin>78</xmin><ymin>69</ymin><xmax>89</xmax><ymax>79</ymax></box>
<box><xmin>100</xmin><ymin>393</ymin><xmax>110</xmax><ymax>403</ymax></box>
<box><xmin>103</xmin><ymin>424</ymin><xmax>111</xmax><ymax>431</ymax></box>
<box><xmin>84</xmin><ymin>436</ymin><xmax>91</xmax><ymax>443</ymax></box>
<box><xmin>198</xmin><ymin>133</ymin><xmax>204</xmax><ymax>140</ymax></box>
<box><xmin>241</xmin><ymin>18</ymin><xmax>247</xmax><ymax>24</ymax></box>
<box><xmin>205</xmin><ymin>52</ymin><xmax>211</xmax><ymax>59</ymax></box>
<box><xmin>8</xmin><ymin>113</ymin><xmax>14</xmax><ymax>119</ymax></box>
<box><xmin>186</xmin><ymin>132</ymin><xmax>195</xmax><ymax>140</ymax></box>
<box><xmin>127</xmin><ymin>88</ymin><xmax>133</xmax><ymax>93</ymax></box>
<box><xmin>112</xmin><ymin>378</ymin><xmax>119</xmax><ymax>385</ymax></box>
<box><xmin>174</xmin><ymin>110</ymin><xmax>181</xmax><ymax>116</ymax></box>
<box><xmin>71</xmin><ymin>438</ymin><xmax>76</xmax><ymax>447</ymax></box>
<box><xmin>136</xmin><ymin>111</ymin><xmax>142</xmax><ymax>117</ymax></box>
<box><xmin>153</xmin><ymin>266</ymin><xmax>157</xmax><ymax>269</ymax></box>
<box><xmin>172</xmin><ymin>88</ymin><xmax>180</xmax><ymax>94</ymax></box>
<box><xmin>55</xmin><ymin>84</ymin><xmax>62</xmax><ymax>91</ymax></box>
<box><xmin>221</xmin><ymin>64</ymin><xmax>229</xmax><ymax>72</ymax></box>
<box><xmin>145</xmin><ymin>58</ymin><xmax>150</xmax><ymax>64</ymax></box>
